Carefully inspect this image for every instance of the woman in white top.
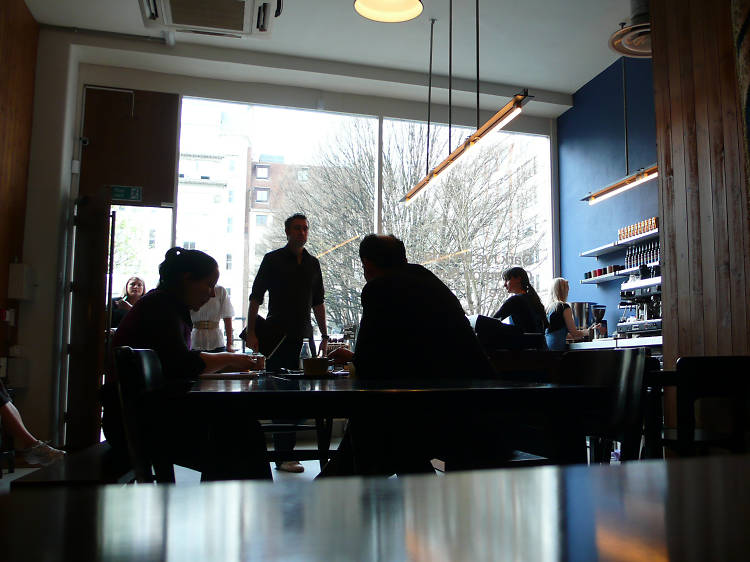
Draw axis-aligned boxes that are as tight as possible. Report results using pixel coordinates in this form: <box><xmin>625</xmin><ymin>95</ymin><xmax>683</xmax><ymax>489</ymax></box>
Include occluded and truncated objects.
<box><xmin>190</xmin><ymin>285</ymin><xmax>235</xmax><ymax>352</ymax></box>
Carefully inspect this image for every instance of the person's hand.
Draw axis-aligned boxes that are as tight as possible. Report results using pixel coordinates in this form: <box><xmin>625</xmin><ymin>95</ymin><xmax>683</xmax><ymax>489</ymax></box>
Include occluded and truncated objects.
<box><xmin>328</xmin><ymin>347</ymin><xmax>353</xmax><ymax>362</ymax></box>
<box><xmin>245</xmin><ymin>330</ymin><xmax>259</xmax><ymax>353</ymax></box>
<box><xmin>226</xmin><ymin>342</ymin><xmax>235</xmax><ymax>353</ymax></box>
<box><xmin>320</xmin><ymin>339</ymin><xmax>328</xmax><ymax>357</ymax></box>
<box><xmin>230</xmin><ymin>353</ymin><xmax>261</xmax><ymax>372</ymax></box>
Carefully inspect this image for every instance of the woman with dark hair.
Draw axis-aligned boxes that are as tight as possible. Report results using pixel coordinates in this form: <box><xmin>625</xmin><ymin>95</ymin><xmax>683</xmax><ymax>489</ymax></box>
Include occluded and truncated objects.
<box><xmin>492</xmin><ymin>266</ymin><xmax>548</xmax><ymax>335</ymax></box>
<box><xmin>102</xmin><ymin>247</ymin><xmax>270</xmax><ymax>480</ymax></box>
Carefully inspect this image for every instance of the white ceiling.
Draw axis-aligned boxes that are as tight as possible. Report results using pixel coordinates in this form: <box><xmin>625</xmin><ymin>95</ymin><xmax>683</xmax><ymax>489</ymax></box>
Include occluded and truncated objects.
<box><xmin>24</xmin><ymin>0</ymin><xmax>633</xmax><ymax>117</ymax></box>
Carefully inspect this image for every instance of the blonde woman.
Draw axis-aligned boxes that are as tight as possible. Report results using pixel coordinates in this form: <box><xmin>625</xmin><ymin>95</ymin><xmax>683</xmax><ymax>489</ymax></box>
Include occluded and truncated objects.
<box><xmin>545</xmin><ymin>278</ymin><xmax>597</xmax><ymax>351</ymax></box>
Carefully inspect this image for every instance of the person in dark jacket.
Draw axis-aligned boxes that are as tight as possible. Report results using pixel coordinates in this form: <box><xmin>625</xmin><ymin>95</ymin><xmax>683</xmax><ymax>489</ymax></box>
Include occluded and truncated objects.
<box><xmin>323</xmin><ymin>235</ymin><xmax>509</xmax><ymax>477</ymax></box>
<box><xmin>103</xmin><ymin>247</ymin><xmax>270</xmax><ymax>481</ymax></box>
<box><xmin>493</xmin><ymin>266</ymin><xmax>548</xmax><ymax>336</ymax></box>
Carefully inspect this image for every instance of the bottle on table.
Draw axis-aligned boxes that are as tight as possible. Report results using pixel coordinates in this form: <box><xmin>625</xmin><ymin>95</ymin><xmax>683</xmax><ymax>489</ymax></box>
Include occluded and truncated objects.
<box><xmin>299</xmin><ymin>341</ymin><xmax>312</xmax><ymax>369</ymax></box>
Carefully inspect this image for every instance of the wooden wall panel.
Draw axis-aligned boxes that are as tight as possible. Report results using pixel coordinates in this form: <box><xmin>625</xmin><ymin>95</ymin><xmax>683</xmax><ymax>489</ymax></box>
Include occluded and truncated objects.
<box><xmin>0</xmin><ymin>0</ymin><xmax>38</xmax><ymax>354</ymax></box>
<box><xmin>652</xmin><ymin>0</ymin><xmax>750</xmax><ymax>367</ymax></box>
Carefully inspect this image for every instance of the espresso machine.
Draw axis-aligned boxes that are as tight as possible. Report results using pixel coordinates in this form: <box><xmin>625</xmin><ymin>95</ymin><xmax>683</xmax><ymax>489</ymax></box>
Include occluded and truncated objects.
<box><xmin>617</xmin><ymin>273</ymin><xmax>663</xmax><ymax>337</ymax></box>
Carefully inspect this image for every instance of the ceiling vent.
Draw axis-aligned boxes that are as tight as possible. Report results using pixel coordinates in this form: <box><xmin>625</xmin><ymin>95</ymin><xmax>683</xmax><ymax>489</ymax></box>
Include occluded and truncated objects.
<box><xmin>609</xmin><ymin>0</ymin><xmax>651</xmax><ymax>58</ymax></box>
<box><xmin>138</xmin><ymin>0</ymin><xmax>278</xmax><ymax>39</ymax></box>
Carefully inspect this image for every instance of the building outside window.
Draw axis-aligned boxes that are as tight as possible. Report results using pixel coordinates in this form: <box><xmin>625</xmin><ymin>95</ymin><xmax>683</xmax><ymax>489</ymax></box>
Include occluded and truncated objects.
<box><xmin>297</xmin><ymin>168</ymin><xmax>309</xmax><ymax>181</ymax></box>
<box><xmin>148</xmin><ymin>229</ymin><xmax>156</xmax><ymax>249</ymax></box>
<box><xmin>226</xmin><ymin>253</ymin><xmax>232</xmax><ymax>270</ymax></box>
<box><xmin>256</xmin><ymin>214</ymin><xmax>268</xmax><ymax>226</ymax></box>
<box><xmin>227</xmin><ymin>217</ymin><xmax>233</xmax><ymax>233</ymax></box>
<box><xmin>255</xmin><ymin>165</ymin><xmax>270</xmax><ymax>179</ymax></box>
<box><xmin>255</xmin><ymin>188</ymin><xmax>270</xmax><ymax>203</ymax></box>
<box><xmin>183</xmin><ymin>241</ymin><xmax>196</xmax><ymax>250</ymax></box>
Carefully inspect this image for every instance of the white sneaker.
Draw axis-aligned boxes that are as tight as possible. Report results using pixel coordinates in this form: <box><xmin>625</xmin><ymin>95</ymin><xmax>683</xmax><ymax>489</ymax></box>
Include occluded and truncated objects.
<box><xmin>21</xmin><ymin>441</ymin><xmax>66</xmax><ymax>466</ymax></box>
<box><xmin>276</xmin><ymin>461</ymin><xmax>304</xmax><ymax>473</ymax></box>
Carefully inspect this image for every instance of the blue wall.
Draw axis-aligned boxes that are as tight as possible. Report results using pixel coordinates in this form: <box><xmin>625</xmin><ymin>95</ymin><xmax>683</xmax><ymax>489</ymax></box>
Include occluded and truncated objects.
<box><xmin>557</xmin><ymin>58</ymin><xmax>658</xmax><ymax>331</ymax></box>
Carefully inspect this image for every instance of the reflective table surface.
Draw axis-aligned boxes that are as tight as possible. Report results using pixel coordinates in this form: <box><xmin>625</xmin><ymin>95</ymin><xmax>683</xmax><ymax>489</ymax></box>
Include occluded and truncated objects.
<box><xmin>2</xmin><ymin>455</ymin><xmax>749</xmax><ymax>561</ymax></box>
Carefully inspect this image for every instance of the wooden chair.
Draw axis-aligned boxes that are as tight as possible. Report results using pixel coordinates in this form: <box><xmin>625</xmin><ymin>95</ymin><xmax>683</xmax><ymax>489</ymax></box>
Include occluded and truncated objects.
<box><xmin>113</xmin><ymin>346</ymin><xmax>175</xmax><ymax>484</ymax></box>
<box><xmin>666</xmin><ymin>356</ymin><xmax>750</xmax><ymax>457</ymax></box>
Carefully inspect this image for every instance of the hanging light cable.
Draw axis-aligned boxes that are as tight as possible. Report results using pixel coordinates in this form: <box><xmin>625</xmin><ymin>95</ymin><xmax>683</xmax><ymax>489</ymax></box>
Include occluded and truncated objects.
<box><xmin>402</xmin><ymin>0</ymin><xmax>531</xmax><ymax>203</ymax></box>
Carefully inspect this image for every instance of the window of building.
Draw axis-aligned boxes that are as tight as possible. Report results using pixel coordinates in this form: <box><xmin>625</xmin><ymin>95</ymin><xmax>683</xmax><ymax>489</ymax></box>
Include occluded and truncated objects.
<box><xmin>148</xmin><ymin>229</ymin><xmax>156</xmax><ymax>249</ymax></box>
<box><xmin>183</xmin><ymin>241</ymin><xmax>196</xmax><ymax>250</ymax></box>
<box><xmin>255</xmin><ymin>165</ymin><xmax>270</xmax><ymax>179</ymax></box>
<box><xmin>228</xmin><ymin>191</ymin><xmax>234</xmax><ymax>203</ymax></box>
<box><xmin>297</xmin><ymin>168</ymin><xmax>309</xmax><ymax>182</ymax></box>
<box><xmin>227</xmin><ymin>217</ymin><xmax>233</xmax><ymax>233</ymax></box>
<box><xmin>214</xmin><ymin>194</ymin><xmax>221</xmax><ymax>204</ymax></box>
<box><xmin>226</xmin><ymin>253</ymin><xmax>232</xmax><ymax>270</ymax></box>
<box><xmin>255</xmin><ymin>188</ymin><xmax>270</xmax><ymax>203</ymax></box>
<box><xmin>256</xmin><ymin>214</ymin><xmax>268</xmax><ymax>227</ymax></box>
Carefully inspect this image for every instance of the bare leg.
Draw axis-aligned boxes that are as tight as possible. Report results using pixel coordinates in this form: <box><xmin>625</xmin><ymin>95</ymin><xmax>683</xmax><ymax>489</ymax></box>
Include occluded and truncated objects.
<box><xmin>0</xmin><ymin>402</ymin><xmax>38</xmax><ymax>449</ymax></box>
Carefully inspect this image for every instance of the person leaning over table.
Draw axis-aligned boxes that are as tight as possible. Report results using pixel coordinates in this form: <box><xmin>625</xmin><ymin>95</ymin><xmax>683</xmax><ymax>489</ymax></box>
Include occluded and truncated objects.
<box><xmin>322</xmin><ymin>234</ymin><xmax>511</xmax><ymax>477</ymax></box>
<box><xmin>101</xmin><ymin>247</ymin><xmax>270</xmax><ymax>481</ymax></box>
<box><xmin>245</xmin><ymin>213</ymin><xmax>328</xmax><ymax>474</ymax></box>
<box><xmin>190</xmin><ymin>284</ymin><xmax>235</xmax><ymax>352</ymax></box>
<box><xmin>545</xmin><ymin>277</ymin><xmax>601</xmax><ymax>351</ymax></box>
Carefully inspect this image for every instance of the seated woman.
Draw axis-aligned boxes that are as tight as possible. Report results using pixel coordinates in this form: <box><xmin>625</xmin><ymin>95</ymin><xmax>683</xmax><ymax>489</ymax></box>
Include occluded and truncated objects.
<box><xmin>545</xmin><ymin>278</ymin><xmax>599</xmax><ymax>351</ymax></box>
<box><xmin>1</xmin><ymin>379</ymin><xmax>65</xmax><ymax>466</ymax></box>
<box><xmin>111</xmin><ymin>276</ymin><xmax>145</xmax><ymax>329</ymax></box>
<box><xmin>102</xmin><ymin>247</ymin><xmax>270</xmax><ymax>480</ymax></box>
<box><xmin>492</xmin><ymin>266</ymin><xmax>548</xmax><ymax>335</ymax></box>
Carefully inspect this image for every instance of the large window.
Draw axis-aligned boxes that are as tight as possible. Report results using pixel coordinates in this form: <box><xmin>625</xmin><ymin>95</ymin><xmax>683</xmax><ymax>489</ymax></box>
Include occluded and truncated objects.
<box><xmin>382</xmin><ymin>118</ymin><xmax>552</xmax><ymax>315</ymax></box>
<box><xmin>174</xmin><ymin>99</ymin><xmax>551</xmax><ymax>339</ymax></box>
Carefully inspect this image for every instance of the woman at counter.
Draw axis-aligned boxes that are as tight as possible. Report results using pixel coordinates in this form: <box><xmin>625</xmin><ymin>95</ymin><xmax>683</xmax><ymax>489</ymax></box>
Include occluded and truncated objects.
<box><xmin>492</xmin><ymin>266</ymin><xmax>548</xmax><ymax>335</ymax></box>
<box><xmin>545</xmin><ymin>277</ymin><xmax>598</xmax><ymax>351</ymax></box>
<box><xmin>103</xmin><ymin>247</ymin><xmax>270</xmax><ymax>480</ymax></box>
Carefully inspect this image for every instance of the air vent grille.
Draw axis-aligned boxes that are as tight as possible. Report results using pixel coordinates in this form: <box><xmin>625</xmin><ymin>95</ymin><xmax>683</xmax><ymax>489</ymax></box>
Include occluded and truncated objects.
<box><xmin>170</xmin><ymin>0</ymin><xmax>245</xmax><ymax>32</ymax></box>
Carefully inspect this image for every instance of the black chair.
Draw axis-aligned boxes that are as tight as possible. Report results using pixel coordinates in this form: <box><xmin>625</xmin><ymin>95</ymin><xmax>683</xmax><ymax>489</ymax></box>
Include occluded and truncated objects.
<box><xmin>113</xmin><ymin>346</ymin><xmax>175</xmax><ymax>484</ymax></box>
<box><xmin>552</xmin><ymin>348</ymin><xmax>648</xmax><ymax>462</ymax></box>
<box><xmin>666</xmin><ymin>356</ymin><xmax>750</xmax><ymax>457</ymax></box>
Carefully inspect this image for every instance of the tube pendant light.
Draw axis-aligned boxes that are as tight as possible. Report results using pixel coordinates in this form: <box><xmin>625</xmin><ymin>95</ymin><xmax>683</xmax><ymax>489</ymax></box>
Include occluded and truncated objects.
<box><xmin>354</xmin><ymin>0</ymin><xmax>423</xmax><ymax>23</ymax></box>
<box><xmin>402</xmin><ymin>0</ymin><xmax>530</xmax><ymax>203</ymax></box>
<box><xmin>582</xmin><ymin>164</ymin><xmax>658</xmax><ymax>205</ymax></box>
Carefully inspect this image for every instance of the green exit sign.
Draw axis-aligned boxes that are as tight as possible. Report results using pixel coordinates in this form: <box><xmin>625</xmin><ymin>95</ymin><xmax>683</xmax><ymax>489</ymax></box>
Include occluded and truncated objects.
<box><xmin>110</xmin><ymin>185</ymin><xmax>142</xmax><ymax>202</ymax></box>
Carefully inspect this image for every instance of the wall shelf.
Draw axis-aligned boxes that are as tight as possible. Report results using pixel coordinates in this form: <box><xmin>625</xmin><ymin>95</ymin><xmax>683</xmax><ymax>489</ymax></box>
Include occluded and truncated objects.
<box><xmin>580</xmin><ymin>229</ymin><xmax>659</xmax><ymax>258</ymax></box>
<box><xmin>580</xmin><ymin>262</ymin><xmax>660</xmax><ymax>285</ymax></box>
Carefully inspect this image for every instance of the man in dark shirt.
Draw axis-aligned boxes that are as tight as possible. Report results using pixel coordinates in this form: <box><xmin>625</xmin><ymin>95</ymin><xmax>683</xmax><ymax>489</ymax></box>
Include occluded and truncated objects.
<box><xmin>323</xmin><ymin>235</ymin><xmax>507</xmax><ymax>476</ymax></box>
<box><xmin>245</xmin><ymin>213</ymin><xmax>328</xmax><ymax>472</ymax></box>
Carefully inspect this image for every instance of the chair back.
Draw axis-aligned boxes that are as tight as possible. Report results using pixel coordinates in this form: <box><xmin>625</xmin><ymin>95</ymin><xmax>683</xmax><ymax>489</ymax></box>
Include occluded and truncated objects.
<box><xmin>113</xmin><ymin>346</ymin><xmax>175</xmax><ymax>483</ymax></box>
<box><xmin>675</xmin><ymin>356</ymin><xmax>750</xmax><ymax>455</ymax></box>
<box><xmin>556</xmin><ymin>348</ymin><xmax>647</xmax><ymax>460</ymax></box>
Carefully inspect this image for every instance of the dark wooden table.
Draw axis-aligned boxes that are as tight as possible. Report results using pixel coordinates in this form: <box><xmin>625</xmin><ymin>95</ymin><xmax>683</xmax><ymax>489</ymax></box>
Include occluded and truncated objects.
<box><xmin>189</xmin><ymin>375</ymin><xmax>609</xmax><ymax>419</ymax></box>
<box><xmin>2</xmin><ymin>455</ymin><xmax>749</xmax><ymax>560</ymax></box>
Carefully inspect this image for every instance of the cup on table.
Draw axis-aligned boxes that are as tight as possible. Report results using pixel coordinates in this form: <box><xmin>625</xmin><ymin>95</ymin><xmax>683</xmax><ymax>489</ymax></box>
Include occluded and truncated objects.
<box><xmin>251</xmin><ymin>354</ymin><xmax>265</xmax><ymax>371</ymax></box>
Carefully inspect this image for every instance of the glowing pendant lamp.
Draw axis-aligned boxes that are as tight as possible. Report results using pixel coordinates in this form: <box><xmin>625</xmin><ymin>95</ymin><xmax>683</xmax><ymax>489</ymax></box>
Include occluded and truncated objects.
<box><xmin>354</xmin><ymin>0</ymin><xmax>424</xmax><ymax>23</ymax></box>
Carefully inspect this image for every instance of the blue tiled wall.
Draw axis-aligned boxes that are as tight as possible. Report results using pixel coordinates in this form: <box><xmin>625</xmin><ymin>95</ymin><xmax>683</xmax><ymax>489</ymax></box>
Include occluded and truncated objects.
<box><xmin>557</xmin><ymin>58</ymin><xmax>658</xmax><ymax>331</ymax></box>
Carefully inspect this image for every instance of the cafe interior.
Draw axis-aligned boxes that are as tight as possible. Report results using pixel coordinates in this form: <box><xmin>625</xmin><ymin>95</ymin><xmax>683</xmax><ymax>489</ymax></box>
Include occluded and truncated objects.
<box><xmin>1</xmin><ymin>0</ymin><xmax>750</xmax><ymax>559</ymax></box>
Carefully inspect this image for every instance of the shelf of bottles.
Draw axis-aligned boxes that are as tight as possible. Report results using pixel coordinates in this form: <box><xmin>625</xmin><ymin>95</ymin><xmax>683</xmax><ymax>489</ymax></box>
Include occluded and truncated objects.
<box><xmin>580</xmin><ymin>223</ymin><xmax>661</xmax><ymax>285</ymax></box>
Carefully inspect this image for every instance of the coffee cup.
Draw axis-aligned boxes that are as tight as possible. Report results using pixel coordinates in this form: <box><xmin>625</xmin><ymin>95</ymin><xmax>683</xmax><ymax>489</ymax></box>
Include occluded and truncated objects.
<box><xmin>303</xmin><ymin>357</ymin><xmax>329</xmax><ymax>376</ymax></box>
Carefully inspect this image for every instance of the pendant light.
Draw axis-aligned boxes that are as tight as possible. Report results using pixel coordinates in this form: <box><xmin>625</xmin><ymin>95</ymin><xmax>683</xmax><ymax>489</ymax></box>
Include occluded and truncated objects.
<box><xmin>354</xmin><ymin>0</ymin><xmax>424</xmax><ymax>23</ymax></box>
<box><xmin>581</xmin><ymin>58</ymin><xmax>657</xmax><ymax>205</ymax></box>
<box><xmin>402</xmin><ymin>0</ymin><xmax>530</xmax><ymax>203</ymax></box>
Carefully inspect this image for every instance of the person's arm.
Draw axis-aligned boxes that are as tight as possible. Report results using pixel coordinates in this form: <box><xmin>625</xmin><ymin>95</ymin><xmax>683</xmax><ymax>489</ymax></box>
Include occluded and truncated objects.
<box><xmin>245</xmin><ymin>299</ymin><xmax>261</xmax><ymax>352</ymax></box>
<box><xmin>563</xmin><ymin>307</ymin><xmax>592</xmax><ymax>340</ymax></box>
<box><xmin>313</xmin><ymin>303</ymin><xmax>328</xmax><ymax>355</ymax></box>
<box><xmin>246</xmin><ymin>256</ymin><xmax>269</xmax><ymax>352</ymax></box>
<box><xmin>493</xmin><ymin>297</ymin><xmax>514</xmax><ymax>321</ymax></box>
<box><xmin>223</xmin><ymin>317</ymin><xmax>234</xmax><ymax>352</ymax></box>
<box><xmin>199</xmin><ymin>352</ymin><xmax>260</xmax><ymax>373</ymax></box>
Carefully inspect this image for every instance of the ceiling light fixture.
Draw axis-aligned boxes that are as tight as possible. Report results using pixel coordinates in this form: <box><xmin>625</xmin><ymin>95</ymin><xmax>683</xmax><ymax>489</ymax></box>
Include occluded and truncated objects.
<box><xmin>609</xmin><ymin>0</ymin><xmax>652</xmax><ymax>58</ymax></box>
<box><xmin>402</xmin><ymin>90</ymin><xmax>529</xmax><ymax>203</ymax></box>
<box><xmin>354</xmin><ymin>0</ymin><xmax>423</xmax><ymax>23</ymax></box>
<box><xmin>402</xmin><ymin>0</ymin><xmax>530</xmax><ymax>203</ymax></box>
<box><xmin>582</xmin><ymin>164</ymin><xmax>658</xmax><ymax>205</ymax></box>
